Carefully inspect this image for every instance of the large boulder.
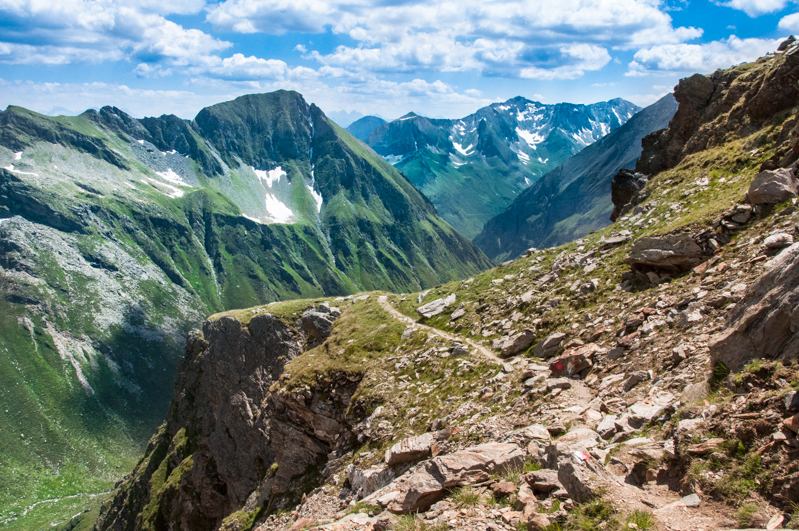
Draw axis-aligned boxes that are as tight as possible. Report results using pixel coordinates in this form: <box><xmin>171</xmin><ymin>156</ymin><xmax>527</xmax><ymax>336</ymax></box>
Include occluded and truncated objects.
<box><xmin>610</xmin><ymin>169</ymin><xmax>648</xmax><ymax>222</ymax></box>
<box><xmin>544</xmin><ymin>428</ymin><xmax>601</xmax><ymax>469</ymax></box>
<box><xmin>347</xmin><ymin>465</ymin><xmax>395</xmax><ymax>499</ymax></box>
<box><xmin>709</xmin><ymin>242</ymin><xmax>799</xmax><ymax>372</ymax></box>
<box><xmin>531</xmin><ymin>332</ymin><xmax>566</xmax><ymax>358</ymax></box>
<box><xmin>417</xmin><ymin>294</ymin><xmax>456</xmax><ymax>318</ymax></box>
<box><xmin>365</xmin><ymin>443</ymin><xmax>524</xmax><ymax>513</ymax></box>
<box><xmin>501</xmin><ymin>329</ymin><xmax>537</xmax><ymax>356</ymax></box>
<box><xmin>625</xmin><ymin>233</ymin><xmax>706</xmax><ymax>272</ymax></box>
<box><xmin>558</xmin><ymin>454</ymin><xmax>614</xmax><ymax>504</ymax></box>
<box><xmin>548</xmin><ymin>343</ymin><xmax>600</xmax><ymax>377</ymax></box>
<box><xmin>746</xmin><ymin>168</ymin><xmax>798</xmax><ymax>205</ymax></box>
<box><xmin>385</xmin><ymin>433</ymin><xmax>436</xmax><ymax>466</ymax></box>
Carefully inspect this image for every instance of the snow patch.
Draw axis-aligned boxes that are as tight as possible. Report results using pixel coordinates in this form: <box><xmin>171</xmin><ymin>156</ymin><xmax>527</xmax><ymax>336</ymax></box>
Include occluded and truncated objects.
<box><xmin>242</xmin><ymin>214</ymin><xmax>262</xmax><ymax>224</ymax></box>
<box><xmin>307</xmin><ymin>184</ymin><xmax>323</xmax><ymax>213</ymax></box>
<box><xmin>384</xmin><ymin>155</ymin><xmax>405</xmax><ymax>164</ymax></box>
<box><xmin>516</xmin><ymin>128</ymin><xmax>545</xmax><ymax>147</ymax></box>
<box><xmin>452</xmin><ymin>141</ymin><xmax>474</xmax><ymax>156</ymax></box>
<box><xmin>517</xmin><ymin>151</ymin><xmax>530</xmax><ymax>162</ymax></box>
<box><xmin>14</xmin><ymin>151</ymin><xmax>22</xmax><ymax>160</ymax></box>
<box><xmin>3</xmin><ymin>164</ymin><xmax>38</xmax><ymax>176</ymax></box>
<box><xmin>253</xmin><ymin>166</ymin><xmax>286</xmax><ymax>188</ymax></box>
<box><xmin>145</xmin><ymin>177</ymin><xmax>184</xmax><ymax>198</ymax></box>
<box><xmin>525</xmin><ymin>177</ymin><xmax>531</xmax><ymax>185</ymax></box>
<box><xmin>137</xmin><ymin>139</ymin><xmax>144</xmax><ymax>144</ymax></box>
<box><xmin>155</xmin><ymin>168</ymin><xmax>188</xmax><ymax>186</ymax></box>
<box><xmin>265</xmin><ymin>194</ymin><xmax>294</xmax><ymax>223</ymax></box>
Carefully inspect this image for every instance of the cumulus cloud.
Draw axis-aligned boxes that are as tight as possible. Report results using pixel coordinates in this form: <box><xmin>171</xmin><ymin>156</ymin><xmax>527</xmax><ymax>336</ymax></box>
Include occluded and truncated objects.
<box><xmin>779</xmin><ymin>12</ymin><xmax>799</xmax><ymax>32</ymax></box>
<box><xmin>626</xmin><ymin>36</ymin><xmax>781</xmax><ymax>76</ymax></box>
<box><xmin>0</xmin><ymin>0</ymin><xmax>229</xmax><ymax>67</ymax></box>
<box><xmin>717</xmin><ymin>0</ymin><xmax>789</xmax><ymax>16</ymax></box>
<box><xmin>208</xmin><ymin>0</ymin><xmax>702</xmax><ymax>79</ymax></box>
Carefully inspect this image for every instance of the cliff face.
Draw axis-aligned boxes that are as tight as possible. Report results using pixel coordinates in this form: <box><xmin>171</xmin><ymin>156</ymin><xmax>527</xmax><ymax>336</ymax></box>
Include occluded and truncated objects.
<box><xmin>95</xmin><ymin>304</ymin><xmax>363</xmax><ymax>531</ymax></box>
<box><xmin>636</xmin><ymin>51</ymin><xmax>799</xmax><ymax>176</ymax></box>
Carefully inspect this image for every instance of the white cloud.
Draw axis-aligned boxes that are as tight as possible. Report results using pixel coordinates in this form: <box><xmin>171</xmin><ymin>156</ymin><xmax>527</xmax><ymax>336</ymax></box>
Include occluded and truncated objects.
<box><xmin>718</xmin><ymin>0</ymin><xmax>789</xmax><ymax>16</ymax></box>
<box><xmin>0</xmin><ymin>0</ymin><xmax>228</xmax><ymax>67</ymax></box>
<box><xmin>627</xmin><ymin>36</ymin><xmax>781</xmax><ymax>76</ymax></box>
<box><xmin>624</xmin><ymin>92</ymin><xmax>670</xmax><ymax>106</ymax></box>
<box><xmin>779</xmin><ymin>12</ymin><xmax>799</xmax><ymax>31</ymax></box>
<box><xmin>207</xmin><ymin>0</ymin><xmax>702</xmax><ymax>79</ymax></box>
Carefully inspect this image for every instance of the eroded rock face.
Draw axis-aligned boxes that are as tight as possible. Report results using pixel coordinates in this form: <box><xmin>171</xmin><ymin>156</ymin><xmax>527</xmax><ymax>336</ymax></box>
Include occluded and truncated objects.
<box><xmin>710</xmin><ymin>243</ymin><xmax>799</xmax><ymax>372</ymax></box>
<box><xmin>96</xmin><ymin>310</ymin><xmax>350</xmax><ymax>531</ymax></box>
<box><xmin>625</xmin><ymin>233</ymin><xmax>706</xmax><ymax>273</ymax></box>
<box><xmin>610</xmin><ymin>169</ymin><xmax>648</xmax><ymax>222</ymax></box>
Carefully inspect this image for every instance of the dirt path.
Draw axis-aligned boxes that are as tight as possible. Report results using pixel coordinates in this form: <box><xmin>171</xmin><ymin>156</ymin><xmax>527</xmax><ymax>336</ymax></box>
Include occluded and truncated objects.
<box><xmin>377</xmin><ymin>295</ymin><xmax>501</xmax><ymax>365</ymax></box>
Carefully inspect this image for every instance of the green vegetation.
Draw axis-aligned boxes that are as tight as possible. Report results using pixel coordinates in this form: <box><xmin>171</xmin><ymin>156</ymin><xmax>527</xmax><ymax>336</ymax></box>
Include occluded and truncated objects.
<box><xmin>451</xmin><ymin>485</ymin><xmax>483</xmax><ymax>506</ymax></box>
<box><xmin>734</xmin><ymin>503</ymin><xmax>760</xmax><ymax>528</ymax></box>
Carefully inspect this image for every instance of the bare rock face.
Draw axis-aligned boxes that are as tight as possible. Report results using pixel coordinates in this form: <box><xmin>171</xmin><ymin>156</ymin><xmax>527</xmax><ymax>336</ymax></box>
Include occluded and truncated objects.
<box><xmin>625</xmin><ymin>233</ymin><xmax>706</xmax><ymax>273</ymax></box>
<box><xmin>96</xmin><ymin>309</ymin><xmax>349</xmax><ymax>531</ymax></box>
<box><xmin>746</xmin><ymin>168</ymin><xmax>798</xmax><ymax>205</ymax></box>
<box><xmin>610</xmin><ymin>169</ymin><xmax>648</xmax><ymax>222</ymax></box>
<box><xmin>709</xmin><ymin>242</ymin><xmax>799</xmax><ymax>372</ymax></box>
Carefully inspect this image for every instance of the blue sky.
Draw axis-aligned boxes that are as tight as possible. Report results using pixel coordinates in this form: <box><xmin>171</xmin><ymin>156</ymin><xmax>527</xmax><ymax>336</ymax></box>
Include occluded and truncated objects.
<box><xmin>0</xmin><ymin>0</ymin><xmax>795</xmax><ymax>124</ymax></box>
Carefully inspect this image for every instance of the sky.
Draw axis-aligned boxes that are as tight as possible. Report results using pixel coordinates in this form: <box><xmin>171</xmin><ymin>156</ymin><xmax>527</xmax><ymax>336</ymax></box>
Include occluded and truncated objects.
<box><xmin>0</xmin><ymin>0</ymin><xmax>796</xmax><ymax>124</ymax></box>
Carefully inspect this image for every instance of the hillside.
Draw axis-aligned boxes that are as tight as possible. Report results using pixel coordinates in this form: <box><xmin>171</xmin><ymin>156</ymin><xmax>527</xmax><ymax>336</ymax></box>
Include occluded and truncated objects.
<box><xmin>67</xmin><ymin>44</ymin><xmax>799</xmax><ymax>531</ymax></box>
<box><xmin>364</xmin><ymin>98</ymin><xmax>639</xmax><ymax>239</ymax></box>
<box><xmin>0</xmin><ymin>92</ymin><xmax>491</xmax><ymax>530</ymax></box>
<box><xmin>474</xmin><ymin>94</ymin><xmax>678</xmax><ymax>262</ymax></box>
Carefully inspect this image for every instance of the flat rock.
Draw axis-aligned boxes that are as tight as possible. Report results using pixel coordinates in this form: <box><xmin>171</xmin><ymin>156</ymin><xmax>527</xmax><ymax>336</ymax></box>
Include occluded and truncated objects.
<box><xmin>385</xmin><ymin>432</ymin><xmax>435</xmax><ymax>466</ymax></box>
<box><xmin>625</xmin><ymin>233</ymin><xmax>705</xmax><ymax>272</ymax></box>
<box><xmin>416</xmin><ymin>294</ymin><xmax>456</xmax><ymax>318</ymax></box>
<box><xmin>524</xmin><ymin>469</ymin><xmax>563</xmax><ymax>494</ymax></box>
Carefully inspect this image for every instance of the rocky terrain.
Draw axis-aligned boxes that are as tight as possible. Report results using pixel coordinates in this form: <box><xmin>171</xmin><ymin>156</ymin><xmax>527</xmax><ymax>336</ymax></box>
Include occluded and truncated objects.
<box><xmin>0</xmin><ymin>92</ymin><xmax>490</xmax><ymax>529</ymax></box>
<box><xmin>363</xmin><ymin>98</ymin><xmax>639</xmax><ymax>239</ymax></box>
<box><xmin>57</xmin><ymin>42</ymin><xmax>799</xmax><ymax>531</ymax></box>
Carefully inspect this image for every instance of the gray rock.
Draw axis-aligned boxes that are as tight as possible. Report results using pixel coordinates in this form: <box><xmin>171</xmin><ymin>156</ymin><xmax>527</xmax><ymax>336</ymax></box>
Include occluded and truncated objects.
<box><xmin>606</xmin><ymin>346</ymin><xmax>625</xmax><ymax>360</ymax></box>
<box><xmin>544</xmin><ymin>428</ymin><xmax>601</xmax><ymax>469</ymax></box>
<box><xmin>524</xmin><ymin>469</ymin><xmax>562</xmax><ymax>494</ymax></box>
<box><xmin>500</xmin><ymin>329</ymin><xmax>537</xmax><ymax>356</ymax></box>
<box><xmin>385</xmin><ymin>433</ymin><xmax>436</xmax><ymax>466</ymax></box>
<box><xmin>532</xmin><ymin>332</ymin><xmax>566</xmax><ymax>358</ymax></box>
<box><xmin>558</xmin><ymin>455</ymin><xmax>612</xmax><ymax>504</ymax></box>
<box><xmin>546</xmin><ymin>378</ymin><xmax>573</xmax><ymax>391</ymax></box>
<box><xmin>786</xmin><ymin>391</ymin><xmax>799</xmax><ymax>411</ymax></box>
<box><xmin>625</xmin><ymin>233</ymin><xmax>706</xmax><ymax>272</ymax></box>
<box><xmin>746</xmin><ymin>168</ymin><xmax>798</xmax><ymax>205</ymax></box>
<box><xmin>548</xmin><ymin>343</ymin><xmax>599</xmax><ymax>377</ymax></box>
<box><xmin>764</xmin><ymin>232</ymin><xmax>794</xmax><ymax>249</ymax></box>
<box><xmin>680</xmin><ymin>381</ymin><xmax>710</xmax><ymax>404</ymax></box>
<box><xmin>709</xmin><ymin>242</ymin><xmax>799</xmax><ymax>371</ymax></box>
<box><xmin>348</xmin><ymin>464</ymin><xmax>396</xmax><ymax>499</ymax></box>
<box><xmin>622</xmin><ymin>371</ymin><xmax>650</xmax><ymax>392</ymax></box>
<box><xmin>596</xmin><ymin>415</ymin><xmax>618</xmax><ymax>440</ymax></box>
<box><xmin>299</xmin><ymin>311</ymin><xmax>335</xmax><ymax>347</ymax></box>
<box><xmin>416</xmin><ymin>294</ymin><xmax>456</xmax><ymax>318</ymax></box>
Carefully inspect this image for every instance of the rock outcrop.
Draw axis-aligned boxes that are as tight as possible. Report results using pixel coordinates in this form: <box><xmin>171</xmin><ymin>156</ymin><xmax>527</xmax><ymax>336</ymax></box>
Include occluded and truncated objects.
<box><xmin>610</xmin><ymin>169</ymin><xmax>648</xmax><ymax>221</ymax></box>
<box><xmin>709</xmin><ymin>242</ymin><xmax>799</xmax><ymax>372</ymax></box>
<box><xmin>625</xmin><ymin>233</ymin><xmax>707</xmax><ymax>273</ymax></box>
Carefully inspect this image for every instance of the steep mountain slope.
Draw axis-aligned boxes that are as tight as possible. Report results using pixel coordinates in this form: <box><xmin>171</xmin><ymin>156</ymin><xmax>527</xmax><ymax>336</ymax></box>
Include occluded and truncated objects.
<box><xmin>346</xmin><ymin>116</ymin><xmax>386</xmax><ymax>141</ymax></box>
<box><xmin>68</xmin><ymin>45</ymin><xmax>799</xmax><ymax>531</ymax></box>
<box><xmin>0</xmin><ymin>92</ymin><xmax>490</xmax><ymax>529</ymax></box>
<box><xmin>364</xmin><ymin>98</ymin><xmax>639</xmax><ymax>238</ymax></box>
<box><xmin>474</xmin><ymin>94</ymin><xmax>678</xmax><ymax>262</ymax></box>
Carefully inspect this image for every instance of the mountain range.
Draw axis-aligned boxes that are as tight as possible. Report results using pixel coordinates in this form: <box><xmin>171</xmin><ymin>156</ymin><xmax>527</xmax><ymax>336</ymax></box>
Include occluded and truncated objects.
<box><xmin>474</xmin><ymin>93</ymin><xmax>678</xmax><ymax>261</ymax></box>
<box><xmin>360</xmin><ymin>97</ymin><xmax>640</xmax><ymax>239</ymax></box>
<box><xmin>0</xmin><ymin>91</ymin><xmax>491</xmax><ymax>528</ymax></box>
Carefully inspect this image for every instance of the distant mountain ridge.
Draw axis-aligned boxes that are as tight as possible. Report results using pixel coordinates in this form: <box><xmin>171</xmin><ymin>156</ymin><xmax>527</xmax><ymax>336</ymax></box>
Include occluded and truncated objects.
<box><xmin>363</xmin><ymin>97</ymin><xmax>640</xmax><ymax>238</ymax></box>
<box><xmin>474</xmin><ymin>94</ymin><xmax>678</xmax><ymax>262</ymax></box>
<box><xmin>346</xmin><ymin>115</ymin><xmax>386</xmax><ymax>140</ymax></box>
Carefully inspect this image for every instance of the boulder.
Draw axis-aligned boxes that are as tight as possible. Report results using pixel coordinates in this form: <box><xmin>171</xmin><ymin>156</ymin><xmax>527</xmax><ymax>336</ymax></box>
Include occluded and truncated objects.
<box><xmin>524</xmin><ymin>469</ymin><xmax>563</xmax><ymax>494</ymax></box>
<box><xmin>548</xmin><ymin>343</ymin><xmax>600</xmax><ymax>377</ymax></box>
<box><xmin>544</xmin><ymin>428</ymin><xmax>601</xmax><ymax>469</ymax></box>
<box><xmin>515</xmin><ymin>483</ymin><xmax>536</xmax><ymax>510</ymax></box>
<box><xmin>765</xmin><ymin>232</ymin><xmax>794</xmax><ymax>249</ymax></box>
<box><xmin>347</xmin><ymin>465</ymin><xmax>395</xmax><ymax>499</ymax></box>
<box><xmin>367</xmin><ymin>443</ymin><xmax>524</xmax><ymax>514</ymax></box>
<box><xmin>532</xmin><ymin>332</ymin><xmax>567</xmax><ymax>358</ymax></box>
<box><xmin>625</xmin><ymin>233</ymin><xmax>706</xmax><ymax>272</ymax></box>
<box><xmin>385</xmin><ymin>433</ymin><xmax>435</xmax><ymax>466</ymax></box>
<box><xmin>779</xmin><ymin>35</ymin><xmax>797</xmax><ymax>51</ymax></box>
<box><xmin>299</xmin><ymin>311</ymin><xmax>336</xmax><ymax>347</ymax></box>
<box><xmin>709</xmin><ymin>243</ymin><xmax>799</xmax><ymax>372</ymax></box>
<box><xmin>622</xmin><ymin>371</ymin><xmax>650</xmax><ymax>392</ymax></box>
<box><xmin>558</xmin><ymin>453</ymin><xmax>613</xmax><ymax>504</ymax></box>
<box><xmin>596</xmin><ymin>415</ymin><xmax>618</xmax><ymax>440</ymax></box>
<box><xmin>501</xmin><ymin>329</ymin><xmax>537</xmax><ymax>356</ymax></box>
<box><xmin>746</xmin><ymin>168</ymin><xmax>798</xmax><ymax>205</ymax></box>
<box><xmin>416</xmin><ymin>294</ymin><xmax>456</xmax><ymax>318</ymax></box>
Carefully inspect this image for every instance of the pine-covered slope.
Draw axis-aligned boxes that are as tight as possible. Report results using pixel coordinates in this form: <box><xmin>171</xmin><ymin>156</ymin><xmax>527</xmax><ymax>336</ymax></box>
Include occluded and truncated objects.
<box><xmin>364</xmin><ymin>98</ymin><xmax>640</xmax><ymax>238</ymax></box>
<box><xmin>0</xmin><ymin>92</ymin><xmax>490</xmax><ymax>529</ymax></box>
<box><xmin>474</xmin><ymin>94</ymin><xmax>678</xmax><ymax>262</ymax></box>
